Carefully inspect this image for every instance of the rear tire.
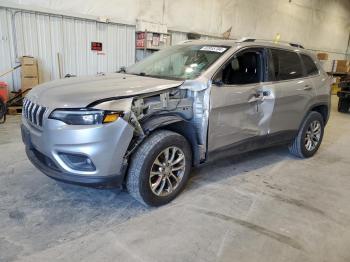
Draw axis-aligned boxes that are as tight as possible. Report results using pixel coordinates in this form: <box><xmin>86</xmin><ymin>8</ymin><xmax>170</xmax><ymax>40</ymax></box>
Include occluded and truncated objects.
<box><xmin>289</xmin><ymin>111</ymin><xmax>324</xmax><ymax>158</ymax></box>
<box><xmin>126</xmin><ymin>130</ymin><xmax>192</xmax><ymax>206</ymax></box>
<box><xmin>338</xmin><ymin>98</ymin><xmax>350</xmax><ymax>113</ymax></box>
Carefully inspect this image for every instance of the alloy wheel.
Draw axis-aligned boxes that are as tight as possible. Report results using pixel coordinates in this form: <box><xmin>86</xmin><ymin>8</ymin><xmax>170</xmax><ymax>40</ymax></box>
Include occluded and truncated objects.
<box><xmin>304</xmin><ymin>120</ymin><xmax>321</xmax><ymax>151</ymax></box>
<box><xmin>149</xmin><ymin>146</ymin><xmax>186</xmax><ymax>197</ymax></box>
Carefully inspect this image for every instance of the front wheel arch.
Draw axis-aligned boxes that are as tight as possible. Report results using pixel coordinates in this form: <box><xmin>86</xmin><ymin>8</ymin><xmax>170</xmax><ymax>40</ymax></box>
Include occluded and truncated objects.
<box><xmin>140</xmin><ymin>115</ymin><xmax>202</xmax><ymax>166</ymax></box>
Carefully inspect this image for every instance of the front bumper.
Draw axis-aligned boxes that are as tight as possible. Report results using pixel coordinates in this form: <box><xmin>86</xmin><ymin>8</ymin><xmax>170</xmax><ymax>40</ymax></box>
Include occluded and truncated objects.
<box><xmin>24</xmin><ymin>146</ymin><xmax>125</xmax><ymax>186</ymax></box>
<box><xmin>22</xmin><ymin>116</ymin><xmax>134</xmax><ymax>187</ymax></box>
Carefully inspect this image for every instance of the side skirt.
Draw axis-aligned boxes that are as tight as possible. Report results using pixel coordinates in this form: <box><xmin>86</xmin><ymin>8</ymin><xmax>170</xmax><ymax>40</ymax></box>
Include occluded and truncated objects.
<box><xmin>206</xmin><ymin>130</ymin><xmax>297</xmax><ymax>161</ymax></box>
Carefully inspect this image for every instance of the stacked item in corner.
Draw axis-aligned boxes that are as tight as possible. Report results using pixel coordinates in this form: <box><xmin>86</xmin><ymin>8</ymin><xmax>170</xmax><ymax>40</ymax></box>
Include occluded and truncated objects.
<box><xmin>20</xmin><ymin>56</ymin><xmax>39</xmax><ymax>93</ymax></box>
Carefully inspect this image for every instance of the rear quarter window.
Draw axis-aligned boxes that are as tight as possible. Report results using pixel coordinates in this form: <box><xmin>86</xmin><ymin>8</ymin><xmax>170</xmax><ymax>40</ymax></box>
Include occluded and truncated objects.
<box><xmin>301</xmin><ymin>54</ymin><xmax>319</xmax><ymax>76</ymax></box>
<box><xmin>270</xmin><ymin>49</ymin><xmax>303</xmax><ymax>81</ymax></box>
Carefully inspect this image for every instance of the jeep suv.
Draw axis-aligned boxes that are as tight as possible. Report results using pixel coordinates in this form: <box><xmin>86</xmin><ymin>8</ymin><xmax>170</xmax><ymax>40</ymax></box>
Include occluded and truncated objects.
<box><xmin>22</xmin><ymin>39</ymin><xmax>331</xmax><ymax>206</ymax></box>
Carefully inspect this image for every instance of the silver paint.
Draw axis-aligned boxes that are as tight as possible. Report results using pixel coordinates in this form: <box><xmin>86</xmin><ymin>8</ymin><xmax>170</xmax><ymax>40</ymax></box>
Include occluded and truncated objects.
<box><xmin>26</xmin><ymin>73</ymin><xmax>183</xmax><ymax>109</ymax></box>
<box><xmin>22</xmin><ymin>114</ymin><xmax>134</xmax><ymax>177</ymax></box>
<box><xmin>23</xmin><ymin>39</ymin><xmax>331</xmax><ymax>180</ymax></box>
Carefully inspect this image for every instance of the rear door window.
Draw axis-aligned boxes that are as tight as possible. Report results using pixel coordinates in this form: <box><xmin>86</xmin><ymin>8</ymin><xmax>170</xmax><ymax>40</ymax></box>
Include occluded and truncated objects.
<box><xmin>270</xmin><ymin>49</ymin><xmax>303</xmax><ymax>81</ymax></box>
<box><xmin>301</xmin><ymin>54</ymin><xmax>319</xmax><ymax>76</ymax></box>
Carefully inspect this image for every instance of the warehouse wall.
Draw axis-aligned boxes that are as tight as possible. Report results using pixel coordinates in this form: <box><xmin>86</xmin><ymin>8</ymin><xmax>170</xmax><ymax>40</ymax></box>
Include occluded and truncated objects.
<box><xmin>2</xmin><ymin>0</ymin><xmax>349</xmax><ymax>53</ymax></box>
<box><xmin>0</xmin><ymin>8</ymin><xmax>135</xmax><ymax>91</ymax></box>
<box><xmin>0</xmin><ymin>8</ymin><xmax>13</xmax><ymax>89</ymax></box>
<box><xmin>1</xmin><ymin>0</ymin><xmax>350</xmax><ymax>90</ymax></box>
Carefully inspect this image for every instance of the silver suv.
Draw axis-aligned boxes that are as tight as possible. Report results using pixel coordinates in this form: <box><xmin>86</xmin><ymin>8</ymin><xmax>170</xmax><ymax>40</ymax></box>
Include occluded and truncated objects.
<box><xmin>22</xmin><ymin>39</ymin><xmax>331</xmax><ymax>206</ymax></box>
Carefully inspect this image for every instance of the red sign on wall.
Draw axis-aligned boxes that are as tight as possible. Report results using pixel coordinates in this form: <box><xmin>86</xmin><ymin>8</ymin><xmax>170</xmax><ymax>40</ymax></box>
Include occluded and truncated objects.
<box><xmin>91</xmin><ymin>42</ymin><xmax>103</xmax><ymax>51</ymax></box>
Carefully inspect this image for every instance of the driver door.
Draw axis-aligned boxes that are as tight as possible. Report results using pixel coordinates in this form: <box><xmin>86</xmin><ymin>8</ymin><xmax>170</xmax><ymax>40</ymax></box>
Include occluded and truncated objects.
<box><xmin>208</xmin><ymin>48</ymin><xmax>270</xmax><ymax>152</ymax></box>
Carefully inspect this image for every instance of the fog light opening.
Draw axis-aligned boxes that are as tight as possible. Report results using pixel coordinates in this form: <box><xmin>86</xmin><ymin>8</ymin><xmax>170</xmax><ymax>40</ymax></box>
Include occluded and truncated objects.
<box><xmin>59</xmin><ymin>153</ymin><xmax>96</xmax><ymax>172</ymax></box>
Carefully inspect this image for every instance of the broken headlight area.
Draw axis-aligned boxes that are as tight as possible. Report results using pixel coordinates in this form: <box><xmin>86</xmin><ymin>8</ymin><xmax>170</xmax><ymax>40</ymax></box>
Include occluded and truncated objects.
<box><xmin>49</xmin><ymin>108</ymin><xmax>123</xmax><ymax>125</ymax></box>
<box><xmin>131</xmin><ymin>89</ymin><xmax>193</xmax><ymax>121</ymax></box>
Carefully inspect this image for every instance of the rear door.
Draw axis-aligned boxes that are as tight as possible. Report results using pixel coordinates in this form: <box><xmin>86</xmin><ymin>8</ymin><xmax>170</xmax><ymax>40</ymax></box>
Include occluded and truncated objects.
<box><xmin>265</xmin><ymin>48</ymin><xmax>316</xmax><ymax>134</ymax></box>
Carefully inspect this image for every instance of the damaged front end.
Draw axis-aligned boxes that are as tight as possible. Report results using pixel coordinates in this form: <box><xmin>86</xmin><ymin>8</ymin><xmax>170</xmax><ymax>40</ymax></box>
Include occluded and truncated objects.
<box><xmin>92</xmin><ymin>79</ymin><xmax>211</xmax><ymax>169</ymax></box>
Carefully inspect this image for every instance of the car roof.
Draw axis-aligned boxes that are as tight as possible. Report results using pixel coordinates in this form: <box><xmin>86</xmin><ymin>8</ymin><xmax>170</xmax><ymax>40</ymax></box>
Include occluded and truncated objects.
<box><xmin>179</xmin><ymin>39</ymin><xmax>315</xmax><ymax>56</ymax></box>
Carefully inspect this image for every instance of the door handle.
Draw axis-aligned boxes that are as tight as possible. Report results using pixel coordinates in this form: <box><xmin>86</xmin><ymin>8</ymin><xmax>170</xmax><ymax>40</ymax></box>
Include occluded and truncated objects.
<box><xmin>249</xmin><ymin>93</ymin><xmax>263</xmax><ymax>103</ymax></box>
<box><xmin>248</xmin><ymin>89</ymin><xmax>270</xmax><ymax>103</ymax></box>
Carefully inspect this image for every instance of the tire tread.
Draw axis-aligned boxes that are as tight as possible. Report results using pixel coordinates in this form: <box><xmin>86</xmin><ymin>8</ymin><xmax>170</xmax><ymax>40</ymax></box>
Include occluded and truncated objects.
<box><xmin>289</xmin><ymin>111</ymin><xmax>324</xmax><ymax>158</ymax></box>
<box><xmin>126</xmin><ymin>130</ymin><xmax>187</xmax><ymax>206</ymax></box>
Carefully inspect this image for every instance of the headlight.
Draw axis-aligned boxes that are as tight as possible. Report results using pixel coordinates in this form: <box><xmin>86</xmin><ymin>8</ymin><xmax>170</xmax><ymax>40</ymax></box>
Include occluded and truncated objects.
<box><xmin>49</xmin><ymin>108</ymin><xmax>121</xmax><ymax>125</ymax></box>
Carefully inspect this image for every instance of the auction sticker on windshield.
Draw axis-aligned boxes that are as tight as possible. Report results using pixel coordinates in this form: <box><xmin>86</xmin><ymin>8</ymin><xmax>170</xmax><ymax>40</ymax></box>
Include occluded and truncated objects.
<box><xmin>200</xmin><ymin>46</ymin><xmax>227</xmax><ymax>53</ymax></box>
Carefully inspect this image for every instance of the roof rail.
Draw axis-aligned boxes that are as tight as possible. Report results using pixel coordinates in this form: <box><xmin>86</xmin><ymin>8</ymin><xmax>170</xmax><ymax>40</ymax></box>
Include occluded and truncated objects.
<box><xmin>236</xmin><ymin>38</ymin><xmax>305</xmax><ymax>49</ymax></box>
<box><xmin>289</xmin><ymin>42</ymin><xmax>304</xmax><ymax>49</ymax></box>
<box><xmin>236</xmin><ymin>37</ymin><xmax>256</xmax><ymax>43</ymax></box>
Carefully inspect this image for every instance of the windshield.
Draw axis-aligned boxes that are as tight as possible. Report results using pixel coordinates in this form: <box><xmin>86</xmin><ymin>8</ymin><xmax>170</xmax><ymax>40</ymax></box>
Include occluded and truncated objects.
<box><xmin>126</xmin><ymin>45</ymin><xmax>230</xmax><ymax>80</ymax></box>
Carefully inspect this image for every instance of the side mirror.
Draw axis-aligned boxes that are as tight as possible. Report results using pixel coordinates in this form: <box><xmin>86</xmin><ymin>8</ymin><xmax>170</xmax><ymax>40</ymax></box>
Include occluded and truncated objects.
<box><xmin>212</xmin><ymin>79</ymin><xmax>224</xmax><ymax>86</ymax></box>
<box><xmin>212</xmin><ymin>70</ymin><xmax>224</xmax><ymax>86</ymax></box>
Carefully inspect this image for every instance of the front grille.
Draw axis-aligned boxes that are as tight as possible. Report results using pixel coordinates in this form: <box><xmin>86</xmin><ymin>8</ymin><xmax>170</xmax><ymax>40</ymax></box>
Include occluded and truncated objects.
<box><xmin>23</xmin><ymin>98</ymin><xmax>47</xmax><ymax>127</ymax></box>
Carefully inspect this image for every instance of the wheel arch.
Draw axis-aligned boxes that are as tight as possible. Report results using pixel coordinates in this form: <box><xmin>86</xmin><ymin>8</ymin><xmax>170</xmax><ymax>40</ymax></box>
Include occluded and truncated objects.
<box><xmin>300</xmin><ymin>103</ymin><xmax>329</xmax><ymax>129</ymax></box>
<box><xmin>309</xmin><ymin>103</ymin><xmax>329</xmax><ymax>125</ymax></box>
<box><xmin>140</xmin><ymin>114</ymin><xmax>201</xmax><ymax>166</ymax></box>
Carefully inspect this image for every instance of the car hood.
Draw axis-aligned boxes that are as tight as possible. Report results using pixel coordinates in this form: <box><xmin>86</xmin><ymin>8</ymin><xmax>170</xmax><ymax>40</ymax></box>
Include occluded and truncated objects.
<box><xmin>26</xmin><ymin>73</ymin><xmax>183</xmax><ymax>108</ymax></box>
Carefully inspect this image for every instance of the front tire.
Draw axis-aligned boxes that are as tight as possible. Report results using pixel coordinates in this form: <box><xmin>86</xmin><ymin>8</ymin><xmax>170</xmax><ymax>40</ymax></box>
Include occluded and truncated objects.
<box><xmin>126</xmin><ymin>130</ymin><xmax>192</xmax><ymax>206</ymax></box>
<box><xmin>289</xmin><ymin>111</ymin><xmax>324</xmax><ymax>158</ymax></box>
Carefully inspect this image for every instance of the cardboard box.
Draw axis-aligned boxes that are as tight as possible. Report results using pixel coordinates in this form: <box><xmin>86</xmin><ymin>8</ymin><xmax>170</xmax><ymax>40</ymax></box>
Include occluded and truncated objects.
<box><xmin>335</xmin><ymin>60</ymin><xmax>350</xmax><ymax>73</ymax></box>
<box><xmin>21</xmin><ymin>56</ymin><xmax>39</xmax><ymax>77</ymax></box>
<box><xmin>20</xmin><ymin>56</ymin><xmax>36</xmax><ymax>65</ymax></box>
<box><xmin>20</xmin><ymin>56</ymin><xmax>39</xmax><ymax>90</ymax></box>
<box><xmin>317</xmin><ymin>53</ymin><xmax>328</xmax><ymax>60</ymax></box>
<box><xmin>22</xmin><ymin>64</ymin><xmax>38</xmax><ymax>77</ymax></box>
<box><xmin>21</xmin><ymin>76</ymin><xmax>39</xmax><ymax>92</ymax></box>
<box><xmin>136</xmin><ymin>39</ymin><xmax>144</xmax><ymax>48</ymax></box>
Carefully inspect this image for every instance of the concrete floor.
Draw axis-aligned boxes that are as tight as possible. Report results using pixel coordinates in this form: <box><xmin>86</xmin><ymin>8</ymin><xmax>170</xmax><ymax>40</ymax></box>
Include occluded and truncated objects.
<box><xmin>1</xmin><ymin>96</ymin><xmax>350</xmax><ymax>262</ymax></box>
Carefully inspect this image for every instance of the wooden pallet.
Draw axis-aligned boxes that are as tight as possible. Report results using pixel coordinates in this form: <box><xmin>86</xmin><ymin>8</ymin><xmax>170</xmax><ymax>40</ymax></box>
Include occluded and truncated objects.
<box><xmin>7</xmin><ymin>106</ymin><xmax>22</xmax><ymax>115</ymax></box>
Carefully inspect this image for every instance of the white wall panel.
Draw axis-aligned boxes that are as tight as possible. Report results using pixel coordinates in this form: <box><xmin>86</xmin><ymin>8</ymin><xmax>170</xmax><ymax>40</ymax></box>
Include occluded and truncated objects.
<box><xmin>49</xmin><ymin>16</ymin><xmax>64</xmax><ymax>80</ymax></box>
<box><xmin>170</xmin><ymin>31</ymin><xmax>187</xmax><ymax>45</ymax></box>
<box><xmin>36</xmin><ymin>14</ymin><xmax>52</xmax><ymax>83</ymax></box>
<box><xmin>1</xmin><ymin>8</ymin><xmax>136</xmax><ymax>91</ymax></box>
<box><xmin>0</xmin><ymin>9</ymin><xmax>13</xmax><ymax>90</ymax></box>
<box><xmin>96</xmin><ymin>22</ymin><xmax>107</xmax><ymax>74</ymax></box>
<box><xmin>116</xmin><ymin>24</ymin><xmax>128</xmax><ymax>70</ymax></box>
<box><xmin>62</xmin><ymin>18</ymin><xmax>77</xmax><ymax>76</ymax></box>
<box><xmin>3</xmin><ymin>0</ymin><xmax>349</xmax><ymax>56</ymax></box>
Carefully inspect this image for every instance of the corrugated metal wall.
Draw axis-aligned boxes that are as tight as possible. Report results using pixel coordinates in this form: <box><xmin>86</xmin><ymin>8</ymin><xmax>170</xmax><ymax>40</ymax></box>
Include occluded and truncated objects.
<box><xmin>170</xmin><ymin>31</ymin><xmax>188</xmax><ymax>45</ymax></box>
<box><xmin>0</xmin><ymin>8</ymin><xmax>136</xmax><ymax>91</ymax></box>
<box><xmin>0</xmin><ymin>9</ymin><xmax>15</xmax><ymax>90</ymax></box>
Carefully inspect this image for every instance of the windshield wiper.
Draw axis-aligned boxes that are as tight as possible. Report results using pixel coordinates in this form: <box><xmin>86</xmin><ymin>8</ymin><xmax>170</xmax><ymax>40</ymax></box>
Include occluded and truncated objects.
<box><xmin>128</xmin><ymin>72</ymin><xmax>184</xmax><ymax>81</ymax></box>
